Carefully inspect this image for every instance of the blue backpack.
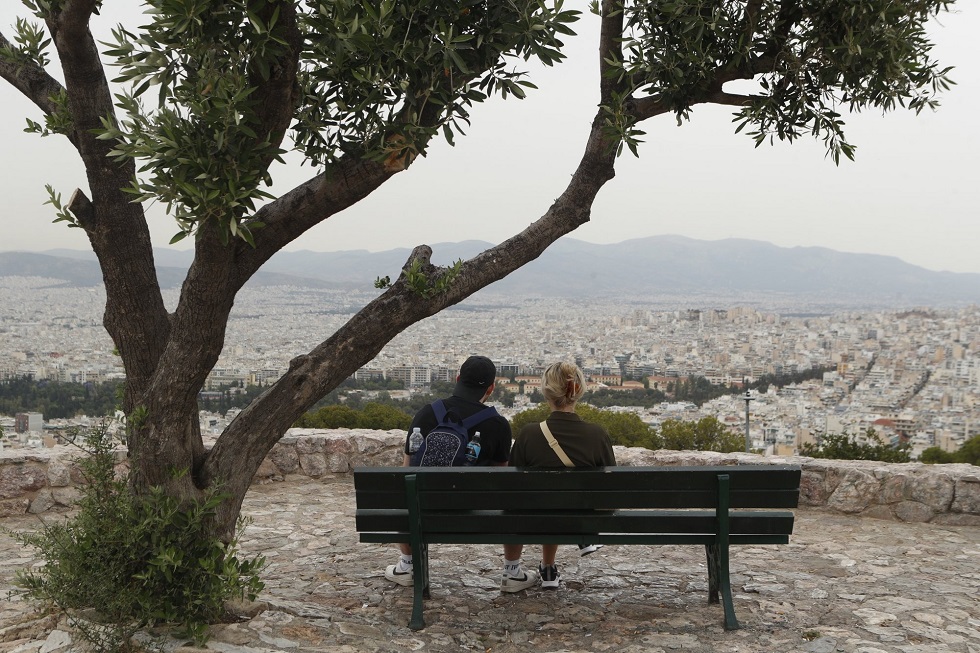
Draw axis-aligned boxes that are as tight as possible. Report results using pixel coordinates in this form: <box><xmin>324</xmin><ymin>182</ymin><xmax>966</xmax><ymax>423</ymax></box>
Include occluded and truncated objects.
<box><xmin>411</xmin><ymin>400</ymin><xmax>499</xmax><ymax>467</ymax></box>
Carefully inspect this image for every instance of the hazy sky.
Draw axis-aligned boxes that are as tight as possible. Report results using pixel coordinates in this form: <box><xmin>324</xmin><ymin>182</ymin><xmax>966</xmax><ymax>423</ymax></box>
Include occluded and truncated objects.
<box><xmin>1</xmin><ymin>2</ymin><xmax>978</xmax><ymax>273</ymax></box>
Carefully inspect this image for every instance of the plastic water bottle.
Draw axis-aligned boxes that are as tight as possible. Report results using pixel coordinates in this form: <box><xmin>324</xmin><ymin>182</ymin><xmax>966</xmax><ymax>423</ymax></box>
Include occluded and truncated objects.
<box><xmin>408</xmin><ymin>427</ymin><xmax>423</xmax><ymax>454</ymax></box>
<box><xmin>465</xmin><ymin>431</ymin><xmax>482</xmax><ymax>464</ymax></box>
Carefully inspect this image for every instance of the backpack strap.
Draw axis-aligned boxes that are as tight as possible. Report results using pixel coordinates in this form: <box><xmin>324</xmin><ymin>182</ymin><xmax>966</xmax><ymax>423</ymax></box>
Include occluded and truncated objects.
<box><xmin>460</xmin><ymin>405</ymin><xmax>500</xmax><ymax>430</ymax></box>
<box><xmin>430</xmin><ymin>400</ymin><xmax>449</xmax><ymax>423</ymax></box>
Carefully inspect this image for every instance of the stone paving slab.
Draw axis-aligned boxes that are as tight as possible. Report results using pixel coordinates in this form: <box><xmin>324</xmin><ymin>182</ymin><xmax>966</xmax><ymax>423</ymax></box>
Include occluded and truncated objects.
<box><xmin>1</xmin><ymin>474</ymin><xmax>979</xmax><ymax>653</ymax></box>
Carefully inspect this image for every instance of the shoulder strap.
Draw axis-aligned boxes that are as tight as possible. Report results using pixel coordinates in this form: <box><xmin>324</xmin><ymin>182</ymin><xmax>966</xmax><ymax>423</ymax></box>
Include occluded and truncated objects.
<box><xmin>540</xmin><ymin>421</ymin><xmax>575</xmax><ymax>468</ymax></box>
<box><xmin>431</xmin><ymin>400</ymin><xmax>448</xmax><ymax>422</ymax></box>
<box><xmin>460</xmin><ymin>405</ymin><xmax>499</xmax><ymax>430</ymax></box>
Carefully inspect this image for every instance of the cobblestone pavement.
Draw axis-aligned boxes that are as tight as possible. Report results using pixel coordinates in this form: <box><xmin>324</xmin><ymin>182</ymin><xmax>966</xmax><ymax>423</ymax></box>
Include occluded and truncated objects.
<box><xmin>2</xmin><ymin>474</ymin><xmax>979</xmax><ymax>653</ymax></box>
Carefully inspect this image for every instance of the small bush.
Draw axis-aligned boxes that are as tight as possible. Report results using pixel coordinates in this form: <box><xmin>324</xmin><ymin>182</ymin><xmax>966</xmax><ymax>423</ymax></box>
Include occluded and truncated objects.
<box><xmin>800</xmin><ymin>428</ymin><xmax>911</xmax><ymax>463</ymax></box>
<box><xmin>294</xmin><ymin>401</ymin><xmax>412</xmax><ymax>430</ymax></box>
<box><xmin>919</xmin><ymin>446</ymin><xmax>955</xmax><ymax>464</ymax></box>
<box><xmin>920</xmin><ymin>435</ymin><xmax>980</xmax><ymax>466</ymax></box>
<box><xmin>511</xmin><ymin>404</ymin><xmax>658</xmax><ymax>449</ymax></box>
<box><xmin>12</xmin><ymin>421</ymin><xmax>265</xmax><ymax>652</ymax></box>
<box><xmin>658</xmin><ymin>417</ymin><xmax>745</xmax><ymax>453</ymax></box>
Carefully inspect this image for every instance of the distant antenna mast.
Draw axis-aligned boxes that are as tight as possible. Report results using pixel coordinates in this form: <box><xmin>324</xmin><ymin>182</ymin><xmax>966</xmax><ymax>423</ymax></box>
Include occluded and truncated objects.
<box><xmin>743</xmin><ymin>390</ymin><xmax>754</xmax><ymax>453</ymax></box>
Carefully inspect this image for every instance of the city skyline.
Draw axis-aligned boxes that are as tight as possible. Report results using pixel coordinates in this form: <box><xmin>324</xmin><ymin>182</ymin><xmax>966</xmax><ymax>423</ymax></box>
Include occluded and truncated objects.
<box><xmin>0</xmin><ymin>2</ymin><xmax>978</xmax><ymax>273</ymax></box>
<box><xmin>2</xmin><ymin>279</ymin><xmax>978</xmax><ymax>459</ymax></box>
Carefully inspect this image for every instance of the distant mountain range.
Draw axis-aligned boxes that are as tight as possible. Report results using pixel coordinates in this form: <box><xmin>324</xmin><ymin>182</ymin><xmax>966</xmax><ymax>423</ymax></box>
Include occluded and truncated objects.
<box><xmin>2</xmin><ymin>236</ymin><xmax>979</xmax><ymax>307</ymax></box>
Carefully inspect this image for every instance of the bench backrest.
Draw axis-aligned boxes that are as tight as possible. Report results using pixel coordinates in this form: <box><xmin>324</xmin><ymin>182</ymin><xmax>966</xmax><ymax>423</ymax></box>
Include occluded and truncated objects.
<box><xmin>354</xmin><ymin>465</ymin><xmax>801</xmax><ymax>512</ymax></box>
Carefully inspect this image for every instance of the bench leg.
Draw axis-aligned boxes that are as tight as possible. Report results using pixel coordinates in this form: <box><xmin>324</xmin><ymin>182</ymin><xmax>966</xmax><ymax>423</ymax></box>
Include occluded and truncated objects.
<box><xmin>409</xmin><ymin>542</ymin><xmax>429</xmax><ymax>630</ymax></box>
<box><xmin>705</xmin><ymin>544</ymin><xmax>739</xmax><ymax>630</ymax></box>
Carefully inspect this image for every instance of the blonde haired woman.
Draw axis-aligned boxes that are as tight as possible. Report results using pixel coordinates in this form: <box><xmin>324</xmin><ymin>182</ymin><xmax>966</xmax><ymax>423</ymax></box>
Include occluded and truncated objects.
<box><xmin>502</xmin><ymin>362</ymin><xmax>616</xmax><ymax>592</ymax></box>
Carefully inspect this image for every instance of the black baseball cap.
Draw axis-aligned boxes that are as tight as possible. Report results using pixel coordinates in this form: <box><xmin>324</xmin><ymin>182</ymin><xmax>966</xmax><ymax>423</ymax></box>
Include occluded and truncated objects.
<box><xmin>453</xmin><ymin>356</ymin><xmax>496</xmax><ymax>402</ymax></box>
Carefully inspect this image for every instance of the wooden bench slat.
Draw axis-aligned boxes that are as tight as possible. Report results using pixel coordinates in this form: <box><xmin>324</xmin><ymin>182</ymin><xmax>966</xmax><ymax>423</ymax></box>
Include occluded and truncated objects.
<box><xmin>355</xmin><ymin>488</ymin><xmax>800</xmax><ymax>510</ymax></box>
<box><xmin>353</xmin><ymin>465</ymin><xmax>801</xmax><ymax>493</ymax></box>
<box><xmin>359</xmin><ymin>533</ymin><xmax>792</xmax><ymax>546</ymax></box>
<box><xmin>356</xmin><ymin>509</ymin><xmax>795</xmax><ymax>536</ymax></box>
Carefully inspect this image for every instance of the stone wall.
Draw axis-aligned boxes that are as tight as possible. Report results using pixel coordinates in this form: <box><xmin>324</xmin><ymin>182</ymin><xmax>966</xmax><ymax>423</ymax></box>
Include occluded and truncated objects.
<box><xmin>2</xmin><ymin>428</ymin><xmax>978</xmax><ymax>526</ymax></box>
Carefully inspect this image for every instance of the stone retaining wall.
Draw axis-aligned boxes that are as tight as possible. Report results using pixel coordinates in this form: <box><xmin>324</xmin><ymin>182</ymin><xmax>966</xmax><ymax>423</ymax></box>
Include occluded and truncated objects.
<box><xmin>2</xmin><ymin>428</ymin><xmax>978</xmax><ymax>526</ymax></box>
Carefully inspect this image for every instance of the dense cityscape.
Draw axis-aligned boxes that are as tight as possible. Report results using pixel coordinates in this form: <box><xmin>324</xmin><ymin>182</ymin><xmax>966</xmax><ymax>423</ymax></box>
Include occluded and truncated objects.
<box><xmin>1</xmin><ymin>276</ymin><xmax>978</xmax><ymax>458</ymax></box>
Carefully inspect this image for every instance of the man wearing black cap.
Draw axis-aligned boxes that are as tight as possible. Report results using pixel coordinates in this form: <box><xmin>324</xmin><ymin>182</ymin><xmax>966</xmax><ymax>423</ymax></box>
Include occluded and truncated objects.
<box><xmin>385</xmin><ymin>356</ymin><xmax>537</xmax><ymax>591</ymax></box>
<box><xmin>401</xmin><ymin>355</ymin><xmax>511</xmax><ymax>466</ymax></box>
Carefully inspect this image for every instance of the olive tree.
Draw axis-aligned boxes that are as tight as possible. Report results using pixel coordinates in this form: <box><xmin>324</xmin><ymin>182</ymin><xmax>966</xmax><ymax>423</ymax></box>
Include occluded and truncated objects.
<box><xmin>0</xmin><ymin>0</ymin><xmax>957</xmax><ymax>538</ymax></box>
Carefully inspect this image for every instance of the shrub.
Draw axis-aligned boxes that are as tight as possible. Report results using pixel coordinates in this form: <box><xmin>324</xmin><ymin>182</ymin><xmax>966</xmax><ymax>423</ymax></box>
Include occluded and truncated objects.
<box><xmin>919</xmin><ymin>446</ymin><xmax>955</xmax><ymax>464</ymax></box>
<box><xmin>920</xmin><ymin>435</ymin><xmax>980</xmax><ymax>466</ymax></box>
<box><xmin>800</xmin><ymin>428</ymin><xmax>911</xmax><ymax>463</ymax></box>
<box><xmin>510</xmin><ymin>404</ymin><xmax>551</xmax><ymax>434</ymax></box>
<box><xmin>510</xmin><ymin>404</ymin><xmax>658</xmax><ymax>449</ymax></box>
<box><xmin>12</xmin><ymin>422</ymin><xmax>265</xmax><ymax>652</ymax></box>
<box><xmin>953</xmin><ymin>435</ymin><xmax>980</xmax><ymax>466</ymax></box>
<box><xmin>294</xmin><ymin>402</ymin><xmax>412</xmax><ymax>430</ymax></box>
<box><xmin>658</xmin><ymin>417</ymin><xmax>745</xmax><ymax>453</ymax></box>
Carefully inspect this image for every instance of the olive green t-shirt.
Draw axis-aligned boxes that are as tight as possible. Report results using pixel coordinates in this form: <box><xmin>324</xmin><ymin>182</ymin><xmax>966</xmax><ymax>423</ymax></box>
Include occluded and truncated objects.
<box><xmin>510</xmin><ymin>411</ymin><xmax>617</xmax><ymax>468</ymax></box>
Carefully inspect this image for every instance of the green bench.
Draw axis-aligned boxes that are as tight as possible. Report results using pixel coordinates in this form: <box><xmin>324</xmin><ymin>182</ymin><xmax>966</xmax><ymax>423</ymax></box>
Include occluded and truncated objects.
<box><xmin>354</xmin><ymin>464</ymin><xmax>801</xmax><ymax>631</ymax></box>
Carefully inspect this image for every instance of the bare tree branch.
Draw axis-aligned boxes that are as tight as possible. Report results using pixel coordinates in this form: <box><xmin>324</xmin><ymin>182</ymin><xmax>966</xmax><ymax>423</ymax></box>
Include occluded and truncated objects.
<box><xmin>66</xmin><ymin>189</ymin><xmax>94</xmax><ymax>227</ymax></box>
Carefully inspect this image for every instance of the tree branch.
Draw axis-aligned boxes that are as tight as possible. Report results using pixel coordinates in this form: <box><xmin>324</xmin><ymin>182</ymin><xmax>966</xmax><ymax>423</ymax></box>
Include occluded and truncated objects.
<box><xmin>47</xmin><ymin>4</ymin><xmax>122</xmax><ymax>173</ymax></box>
<box><xmin>59</xmin><ymin>0</ymin><xmax>101</xmax><ymax>23</ymax></box>
<box><xmin>599</xmin><ymin>0</ymin><xmax>626</xmax><ymax>104</ymax></box>
<box><xmin>767</xmin><ymin>0</ymin><xmax>801</xmax><ymax>60</ymax></box>
<box><xmin>743</xmin><ymin>0</ymin><xmax>764</xmax><ymax>44</ymax></box>
<box><xmin>235</xmin><ymin>152</ymin><xmax>397</xmax><ymax>280</ymax></box>
<box><xmin>707</xmin><ymin>91</ymin><xmax>756</xmax><ymax>107</ymax></box>
<box><xmin>248</xmin><ymin>1</ymin><xmax>303</xmax><ymax>174</ymax></box>
<box><xmin>632</xmin><ymin>52</ymin><xmax>771</xmax><ymax>122</ymax></box>
<box><xmin>631</xmin><ymin>95</ymin><xmax>672</xmax><ymax>121</ymax></box>
<box><xmin>45</xmin><ymin>3</ymin><xmax>171</xmax><ymax>405</ymax></box>
<box><xmin>0</xmin><ymin>31</ymin><xmax>75</xmax><ymax>146</ymax></box>
<box><xmin>66</xmin><ymin>189</ymin><xmax>94</xmax><ymax>227</ymax></box>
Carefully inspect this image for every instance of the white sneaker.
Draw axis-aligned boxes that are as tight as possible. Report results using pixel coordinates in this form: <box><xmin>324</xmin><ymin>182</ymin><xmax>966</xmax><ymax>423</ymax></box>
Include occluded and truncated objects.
<box><xmin>385</xmin><ymin>563</ymin><xmax>413</xmax><ymax>587</ymax></box>
<box><xmin>500</xmin><ymin>568</ymin><xmax>539</xmax><ymax>593</ymax></box>
<box><xmin>578</xmin><ymin>544</ymin><xmax>604</xmax><ymax>557</ymax></box>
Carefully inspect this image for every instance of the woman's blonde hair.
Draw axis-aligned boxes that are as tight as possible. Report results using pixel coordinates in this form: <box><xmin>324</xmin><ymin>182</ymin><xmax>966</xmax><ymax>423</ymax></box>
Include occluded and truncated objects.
<box><xmin>541</xmin><ymin>361</ymin><xmax>586</xmax><ymax>409</ymax></box>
